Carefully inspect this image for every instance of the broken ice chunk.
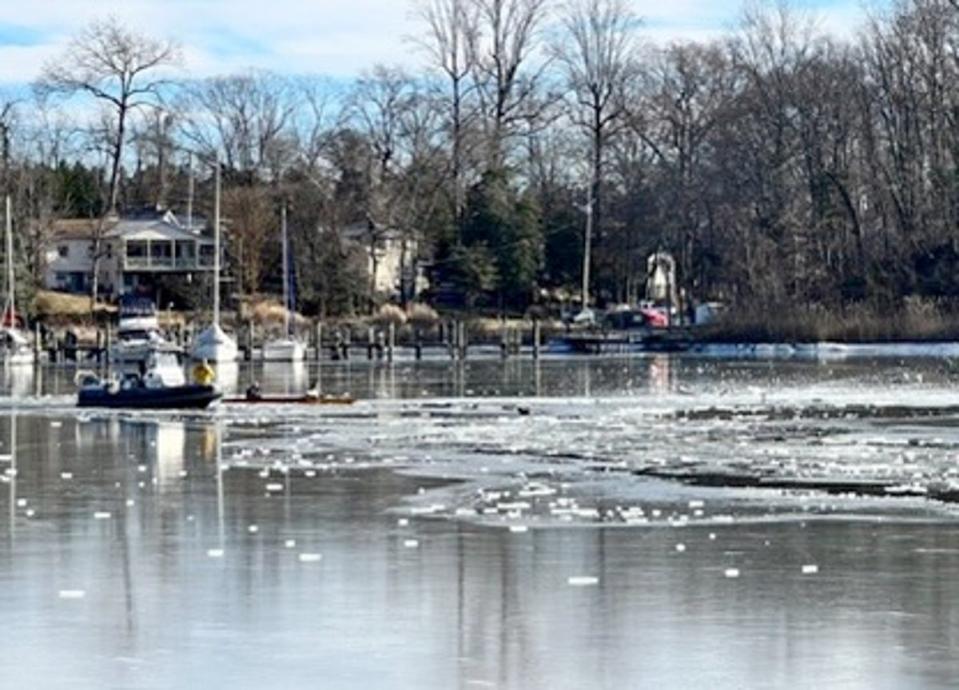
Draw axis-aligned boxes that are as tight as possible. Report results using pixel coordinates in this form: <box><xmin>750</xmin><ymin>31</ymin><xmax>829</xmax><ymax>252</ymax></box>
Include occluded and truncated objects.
<box><xmin>567</xmin><ymin>576</ymin><xmax>599</xmax><ymax>586</ymax></box>
<box><xmin>298</xmin><ymin>553</ymin><xmax>322</xmax><ymax>563</ymax></box>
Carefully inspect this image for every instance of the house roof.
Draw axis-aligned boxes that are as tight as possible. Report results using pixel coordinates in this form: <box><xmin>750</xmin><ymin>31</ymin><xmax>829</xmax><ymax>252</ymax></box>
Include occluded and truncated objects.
<box><xmin>51</xmin><ymin>210</ymin><xmax>210</xmax><ymax>243</ymax></box>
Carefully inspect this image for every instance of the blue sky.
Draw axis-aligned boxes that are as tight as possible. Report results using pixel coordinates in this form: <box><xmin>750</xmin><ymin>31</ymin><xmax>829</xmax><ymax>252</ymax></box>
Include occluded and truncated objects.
<box><xmin>0</xmin><ymin>0</ymin><xmax>885</xmax><ymax>85</ymax></box>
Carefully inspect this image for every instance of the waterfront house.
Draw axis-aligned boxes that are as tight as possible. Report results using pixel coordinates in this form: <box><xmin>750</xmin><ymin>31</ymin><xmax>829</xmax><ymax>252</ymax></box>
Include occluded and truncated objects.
<box><xmin>45</xmin><ymin>209</ymin><xmax>216</xmax><ymax>299</ymax></box>
<box><xmin>339</xmin><ymin>222</ymin><xmax>426</xmax><ymax>301</ymax></box>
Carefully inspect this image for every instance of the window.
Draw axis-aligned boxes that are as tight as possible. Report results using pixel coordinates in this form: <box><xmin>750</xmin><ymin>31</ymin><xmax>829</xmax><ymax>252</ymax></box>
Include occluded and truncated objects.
<box><xmin>55</xmin><ymin>272</ymin><xmax>67</xmax><ymax>283</ymax></box>
<box><xmin>58</xmin><ymin>245</ymin><xmax>69</xmax><ymax>258</ymax></box>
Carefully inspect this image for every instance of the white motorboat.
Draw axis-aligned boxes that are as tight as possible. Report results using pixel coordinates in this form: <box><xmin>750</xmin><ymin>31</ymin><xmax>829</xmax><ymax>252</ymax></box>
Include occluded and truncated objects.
<box><xmin>191</xmin><ymin>158</ymin><xmax>237</xmax><ymax>363</ymax></box>
<box><xmin>1</xmin><ymin>196</ymin><xmax>34</xmax><ymax>367</ymax></box>
<box><xmin>111</xmin><ymin>295</ymin><xmax>186</xmax><ymax>386</ymax></box>
<box><xmin>262</xmin><ymin>205</ymin><xmax>305</xmax><ymax>362</ymax></box>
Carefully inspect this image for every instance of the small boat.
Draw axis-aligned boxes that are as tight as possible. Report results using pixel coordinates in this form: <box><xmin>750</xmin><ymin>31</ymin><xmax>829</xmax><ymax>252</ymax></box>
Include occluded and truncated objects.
<box><xmin>224</xmin><ymin>393</ymin><xmax>355</xmax><ymax>406</ymax></box>
<box><xmin>76</xmin><ymin>372</ymin><xmax>221</xmax><ymax>409</ymax></box>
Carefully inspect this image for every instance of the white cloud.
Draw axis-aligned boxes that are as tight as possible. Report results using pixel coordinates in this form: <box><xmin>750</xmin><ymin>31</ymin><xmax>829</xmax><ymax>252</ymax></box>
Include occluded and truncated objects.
<box><xmin>0</xmin><ymin>0</ymin><xmax>878</xmax><ymax>84</ymax></box>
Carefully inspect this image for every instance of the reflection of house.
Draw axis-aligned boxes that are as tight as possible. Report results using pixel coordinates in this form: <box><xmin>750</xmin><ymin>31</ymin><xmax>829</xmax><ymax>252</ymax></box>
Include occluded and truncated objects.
<box><xmin>340</xmin><ymin>222</ymin><xmax>426</xmax><ymax>299</ymax></box>
<box><xmin>45</xmin><ymin>210</ymin><xmax>216</xmax><ymax>298</ymax></box>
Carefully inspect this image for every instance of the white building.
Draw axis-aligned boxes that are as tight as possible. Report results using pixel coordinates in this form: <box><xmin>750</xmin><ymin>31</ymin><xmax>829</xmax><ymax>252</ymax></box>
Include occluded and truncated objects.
<box><xmin>339</xmin><ymin>222</ymin><xmax>426</xmax><ymax>299</ymax></box>
<box><xmin>45</xmin><ymin>210</ymin><xmax>216</xmax><ymax>298</ymax></box>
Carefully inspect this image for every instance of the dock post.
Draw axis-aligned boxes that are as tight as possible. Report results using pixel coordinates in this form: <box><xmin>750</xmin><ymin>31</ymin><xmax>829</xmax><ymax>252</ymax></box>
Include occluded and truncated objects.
<box><xmin>246</xmin><ymin>321</ymin><xmax>254</xmax><ymax>361</ymax></box>
<box><xmin>367</xmin><ymin>326</ymin><xmax>375</xmax><ymax>360</ymax></box>
<box><xmin>104</xmin><ymin>326</ymin><xmax>112</xmax><ymax>377</ymax></box>
<box><xmin>342</xmin><ymin>329</ymin><xmax>351</xmax><ymax>360</ymax></box>
<box><xmin>33</xmin><ymin>322</ymin><xmax>41</xmax><ymax>362</ymax></box>
<box><xmin>458</xmin><ymin>321</ymin><xmax>468</xmax><ymax>360</ymax></box>
<box><xmin>414</xmin><ymin>329</ymin><xmax>423</xmax><ymax>361</ymax></box>
<box><xmin>387</xmin><ymin>322</ymin><xmax>395</xmax><ymax>362</ymax></box>
<box><xmin>500</xmin><ymin>321</ymin><xmax>509</xmax><ymax>358</ymax></box>
<box><xmin>533</xmin><ymin>318</ymin><xmax>541</xmax><ymax>360</ymax></box>
<box><xmin>448</xmin><ymin>320</ymin><xmax>456</xmax><ymax>360</ymax></box>
<box><xmin>314</xmin><ymin>321</ymin><xmax>323</xmax><ymax>361</ymax></box>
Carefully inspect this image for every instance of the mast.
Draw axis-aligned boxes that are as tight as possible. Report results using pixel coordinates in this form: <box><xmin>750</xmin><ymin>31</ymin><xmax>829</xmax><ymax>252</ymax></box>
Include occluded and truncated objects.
<box><xmin>581</xmin><ymin>195</ymin><xmax>592</xmax><ymax>316</ymax></box>
<box><xmin>281</xmin><ymin>204</ymin><xmax>289</xmax><ymax>337</ymax></box>
<box><xmin>4</xmin><ymin>195</ymin><xmax>13</xmax><ymax>326</ymax></box>
<box><xmin>213</xmin><ymin>157</ymin><xmax>221</xmax><ymax>328</ymax></box>
<box><xmin>187</xmin><ymin>152</ymin><xmax>194</xmax><ymax>231</ymax></box>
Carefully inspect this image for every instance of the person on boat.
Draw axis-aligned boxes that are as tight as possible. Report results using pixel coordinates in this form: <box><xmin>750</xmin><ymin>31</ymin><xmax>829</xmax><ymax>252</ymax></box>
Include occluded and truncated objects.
<box><xmin>245</xmin><ymin>381</ymin><xmax>262</xmax><ymax>401</ymax></box>
<box><xmin>193</xmin><ymin>359</ymin><xmax>216</xmax><ymax>386</ymax></box>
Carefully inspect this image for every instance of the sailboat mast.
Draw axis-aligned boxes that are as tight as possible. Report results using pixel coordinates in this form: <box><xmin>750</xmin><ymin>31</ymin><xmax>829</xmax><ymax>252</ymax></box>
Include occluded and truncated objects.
<box><xmin>187</xmin><ymin>152</ymin><xmax>195</xmax><ymax>231</ymax></box>
<box><xmin>5</xmin><ymin>195</ymin><xmax>13</xmax><ymax>324</ymax></box>
<box><xmin>213</xmin><ymin>158</ymin><xmax>221</xmax><ymax>327</ymax></box>
<box><xmin>281</xmin><ymin>204</ymin><xmax>289</xmax><ymax>337</ymax></box>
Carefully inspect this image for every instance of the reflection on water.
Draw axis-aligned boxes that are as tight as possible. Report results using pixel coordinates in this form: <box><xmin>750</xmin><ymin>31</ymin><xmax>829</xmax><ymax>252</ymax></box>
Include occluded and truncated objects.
<box><xmin>2</xmin><ymin>356</ymin><xmax>959</xmax><ymax>687</ymax></box>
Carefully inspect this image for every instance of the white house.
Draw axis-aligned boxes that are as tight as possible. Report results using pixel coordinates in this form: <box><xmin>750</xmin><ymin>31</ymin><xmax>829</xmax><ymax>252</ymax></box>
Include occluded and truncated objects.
<box><xmin>45</xmin><ymin>210</ymin><xmax>216</xmax><ymax>298</ymax></box>
<box><xmin>339</xmin><ymin>222</ymin><xmax>426</xmax><ymax>299</ymax></box>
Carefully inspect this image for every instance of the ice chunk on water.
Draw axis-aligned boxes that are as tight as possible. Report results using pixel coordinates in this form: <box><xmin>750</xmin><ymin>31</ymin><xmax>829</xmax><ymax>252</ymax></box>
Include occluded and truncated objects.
<box><xmin>298</xmin><ymin>553</ymin><xmax>322</xmax><ymax>563</ymax></box>
<box><xmin>397</xmin><ymin>518</ymin><xmax>409</xmax><ymax>527</ymax></box>
<box><xmin>509</xmin><ymin>525</ymin><xmax>529</xmax><ymax>533</ymax></box>
<box><xmin>247</xmin><ymin>525</ymin><xmax>259</xmax><ymax>534</ymax></box>
<box><xmin>675</xmin><ymin>543</ymin><xmax>686</xmax><ymax>553</ymax></box>
<box><xmin>15</xmin><ymin>498</ymin><xmax>27</xmax><ymax>508</ymax></box>
<box><xmin>284</xmin><ymin>539</ymin><xmax>296</xmax><ymax>549</ymax></box>
<box><xmin>801</xmin><ymin>564</ymin><xmax>819</xmax><ymax>575</ymax></box>
<box><xmin>724</xmin><ymin>568</ymin><xmax>740</xmax><ymax>579</ymax></box>
<box><xmin>60</xmin><ymin>472</ymin><xmax>73</xmax><ymax>480</ymax></box>
<box><xmin>58</xmin><ymin>590</ymin><xmax>85</xmax><ymax>599</ymax></box>
<box><xmin>567</xmin><ymin>576</ymin><xmax>599</xmax><ymax>586</ymax></box>
<box><xmin>207</xmin><ymin>549</ymin><xmax>224</xmax><ymax>558</ymax></box>
<box><xmin>93</xmin><ymin>512</ymin><xmax>111</xmax><ymax>520</ymax></box>
<box><xmin>265</xmin><ymin>483</ymin><xmax>284</xmax><ymax>492</ymax></box>
<box><xmin>403</xmin><ymin>539</ymin><xmax>419</xmax><ymax>548</ymax></box>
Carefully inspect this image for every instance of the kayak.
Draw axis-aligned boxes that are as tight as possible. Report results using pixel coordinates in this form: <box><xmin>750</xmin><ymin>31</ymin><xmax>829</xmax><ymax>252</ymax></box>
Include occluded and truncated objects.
<box><xmin>224</xmin><ymin>394</ymin><xmax>355</xmax><ymax>406</ymax></box>
<box><xmin>78</xmin><ymin>383</ymin><xmax>222</xmax><ymax>409</ymax></box>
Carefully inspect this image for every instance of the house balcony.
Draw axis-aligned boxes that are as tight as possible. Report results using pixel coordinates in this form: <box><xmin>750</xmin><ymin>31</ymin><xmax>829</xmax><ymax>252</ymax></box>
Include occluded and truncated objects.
<box><xmin>122</xmin><ymin>239</ymin><xmax>216</xmax><ymax>272</ymax></box>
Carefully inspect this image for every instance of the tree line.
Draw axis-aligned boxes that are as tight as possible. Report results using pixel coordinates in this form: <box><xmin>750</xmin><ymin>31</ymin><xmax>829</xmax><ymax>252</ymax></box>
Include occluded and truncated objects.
<box><xmin>2</xmin><ymin>0</ymin><xmax>959</xmax><ymax>318</ymax></box>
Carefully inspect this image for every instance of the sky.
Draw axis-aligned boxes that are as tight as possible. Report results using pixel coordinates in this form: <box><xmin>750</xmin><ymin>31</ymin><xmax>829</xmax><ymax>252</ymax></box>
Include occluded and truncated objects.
<box><xmin>0</xmin><ymin>0</ymin><xmax>886</xmax><ymax>85</ymax></box>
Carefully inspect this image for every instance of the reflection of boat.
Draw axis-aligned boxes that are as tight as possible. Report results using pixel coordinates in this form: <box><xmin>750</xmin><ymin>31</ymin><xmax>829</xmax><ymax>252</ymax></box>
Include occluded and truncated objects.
<box><xmin>262</xmin><ymin>360</ymin><xmax>307</xmax><ymax>393</ymax></box>
<box><xmin>263</xmin><ymin>206</ymin><xmax>305</xmax><ymax>362</ymax></box>
<box><xmin>225</xmin><ymin>393</ymin><xmax>354</xmax><ymax>406</ymax></box>
<box><xmin>111</xmin><ymin>296</ymin><xmax>186</xmax><ymax>385</ymax></box>
<box><xmin>191</xmin><ymin>162</ymin><xmax>238</xmax><ymax>363</ymax></box>
<box><xmin>77</xmin><ymin>379</ymin><xmax>221</xmax><ymax>409</ymax></box>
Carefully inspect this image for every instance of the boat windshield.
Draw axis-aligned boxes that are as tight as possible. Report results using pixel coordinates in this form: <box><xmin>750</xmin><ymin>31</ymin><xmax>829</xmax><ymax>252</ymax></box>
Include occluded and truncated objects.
<box><xmin>154</xmin><ymin>352</ymin><xmax>182</xmax><ymax>368</ymax></box>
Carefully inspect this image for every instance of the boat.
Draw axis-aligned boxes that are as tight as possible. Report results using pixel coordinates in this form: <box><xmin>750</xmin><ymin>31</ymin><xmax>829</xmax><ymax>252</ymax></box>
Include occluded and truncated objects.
<box><xmin>77</xmin><ymin>377</ymin><xmax>221</xmax><ymax>410</ymax></box>
<box><xmin>191</xmin><ymin>159</ymin><xmax>238</xmax><ymax>363</ymax></box>
<box><xmin>262</xmin><ymin>337</ymin><xmax>305</xmax><ymax>362</ymax></box>
<box><xmin>111</xmin><ymin>295</ymin><xmax>187</xmax><ymax>386</ymax></box>
<box><xmin>1</xmin><ymin>196</ymin><xmax>34</xmax><ymax>366</ymax></box>
<box><xmin>224</xmin><ymin>393</ymin><xmax>355</xmax><ymax>406</ymax></box>
<box><xmin>262</xmin><ymin>205</ymin><xmax>306</xmax><ymax>362</ymax></box>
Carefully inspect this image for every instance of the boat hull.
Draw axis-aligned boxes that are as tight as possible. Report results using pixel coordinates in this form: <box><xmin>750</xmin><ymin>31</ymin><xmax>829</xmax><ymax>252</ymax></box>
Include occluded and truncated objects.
<box><xmin>78</xmin><ymin>384</ymin><xmax>221</xmax><ymax>410</ymax></box>
<box><xmin>191</xmin><ymin>324</ymin><xmax>239</xmax><ymax>363</ymax></box>
<box><xmin>262</xmin><ymin>339</ymin><xmax>305</xmax><ymax>362</ymax></box>
<box><xmin>224</xmin><ymin>394</ymin><xmax>354</xmax><ymax>406</ymax></box>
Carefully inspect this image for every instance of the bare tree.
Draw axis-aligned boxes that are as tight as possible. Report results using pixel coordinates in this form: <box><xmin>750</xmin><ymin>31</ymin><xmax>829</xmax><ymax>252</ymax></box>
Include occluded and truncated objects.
<box><xmin>179</xmin><ymin>72</ymin><xmax>295</xmax><ymax>182</ymax></box>
<box><xmin>36</xmin><ymin>18</ymin><xmax>179</xmax><ymax>214</ymax></box>
<box><xmin>414</xmin><ymin>0</ymin><xmax>481</xmax><ymax>226</ymax></box>
<box><xmin>553</xmin><ymin>0</ymin><xmax>639</xmax><ymax>308</ymax></box>
<box><xmin>470</xmin><ymin>0</ymin><xmax>552</xmax><ymax>170</ymax></box>
<box><xmin>35</xmin><ymin>18</ymin><xmax>179</xmax><ymax>304</ymax></box>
